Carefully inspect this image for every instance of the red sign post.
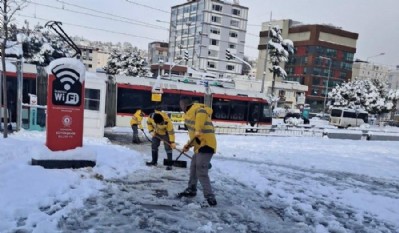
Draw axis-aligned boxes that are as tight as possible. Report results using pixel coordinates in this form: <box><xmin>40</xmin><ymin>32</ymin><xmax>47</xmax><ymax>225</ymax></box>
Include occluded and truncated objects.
<box><xmin>46</xmin><ymin>58</ymin><xmax>86</xmax><ymax>151</ymax></box>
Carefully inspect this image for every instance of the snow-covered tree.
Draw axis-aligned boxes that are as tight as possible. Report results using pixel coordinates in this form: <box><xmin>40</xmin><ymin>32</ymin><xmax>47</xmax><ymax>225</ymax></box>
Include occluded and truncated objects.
<box><xmin>104</xmin><ymin>50</ymin><xmax>149</xmax><ymax>77</ymax></box>
<box><xmin>7</xmin><ymin>23</ymin><xmax>71</xmax><ymax>66</ymax></box>
<box><xmin>266</xmin><ymin>25</ymin><xmax>294</xmax><ymax>101</ymax></box>
<box><xmin>1</xmin><ymin>0</ymin><xmax>27</xmax><ymax>137</ymax></box>
<box><xmin>328</xmin><ymin>79</ymin><xmax>399</xmax><ymax>116</ymax></box>
<box><xmin>21</xmin><ymin>24</ymin><xmax>70</xmax><ymax>66</ymax></box>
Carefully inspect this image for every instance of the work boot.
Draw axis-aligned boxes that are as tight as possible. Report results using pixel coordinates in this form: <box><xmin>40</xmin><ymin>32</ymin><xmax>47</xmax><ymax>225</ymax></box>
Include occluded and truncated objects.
<box><xmin>146</xmin><ymin>151</ymin><xmax>158</xmax><ymax>166</ymax></box>
<box><xmin>177</xmin><ymin>187</ymin><xmax>197</xmax><ymax>198</ymax></box>
<box><xmin>206</xmin><ymin>197</ymin><xmax>217</xmax><ymax>206</ymax></box>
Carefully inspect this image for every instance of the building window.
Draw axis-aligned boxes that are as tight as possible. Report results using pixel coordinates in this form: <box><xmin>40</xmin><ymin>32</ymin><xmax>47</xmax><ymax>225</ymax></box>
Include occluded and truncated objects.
<box><xmin>344</xmin><ymin>52</ymin><xmax>354</xmax><ymax>62</ymax></box>
<box><xmin>229</xmin><ymin>31</ymin><xmax>238</xmax><ymax>38</ymax></box>
<box><xmin>210</xmin><ymin>27</ymin><xmax>220</xmax><ymax>35</ymax></box>
<box><xmin>212</xmin><ymin>4</ymin><xmax>223</xmax><ymax>11</ymax></box>
<box><xmin>311</xmin><ymin>88</ymin><xmax>319</xmax><ymax>96</ymax></box>
<box><xmin>207</xmin><ymin>61</ymin><xmax>216</xmax><ymax>69</ymax></box>
<box><xmin>313</xmin><ymin>67</ymin><xmax>321</xmax><ymax>76</ymax></box>
<box><xmin>211</xmin><ymin>16</ymin><xmax>221</xmax><ymax>23</ymax></box>
<box><xmin>226</xmin><ymin>65</ymin><xmax>235</xmax><ymax>71</ymax></box>
<box><xmin>232</xmin><ymin>8</ymin><xmax>240</xmax><ymax>16</ymax></box>
<box><xmin>229</xmin><ymin>43</ymin><xmax>236</xmax><ymax>49</ymax></box>
<box><xmin>210</xmin><ymin>39</ymin><xmax>219</xmax><ymax>46</ymax></box>
<box><xmin>208</xmin><ymin>50</ymin><xmax>218</xmax><ymax>57</ymax></box>
<box><xmin>85</xmin><ymin>88</ymin><xmax>100</xmax><ymax>111</ymax></box>
<box><xmin>312</xmin><ymin>77</ymin><xmax>320</xmax><ymax>85</ymax></box>
<box><xmin>326</xmin><ymin>48</ymin><xmax>336</xmax><ymax>57</ymax></box>
<box><xmin>230</xmin><ymin>20</ymin><xmax>239</xmax><ymax>27</ymax></box>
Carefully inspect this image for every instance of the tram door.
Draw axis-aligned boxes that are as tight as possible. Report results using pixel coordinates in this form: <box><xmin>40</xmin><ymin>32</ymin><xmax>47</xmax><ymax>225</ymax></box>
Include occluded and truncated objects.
<box><xmin>248</xmin><ymin>102</ymin><xmax>262</xmax><ymax>127</ymax></box>
<box><xmin>204</xmin><ymin>93</ymin><xmax>213</xmax><ymax>108</ymax></box>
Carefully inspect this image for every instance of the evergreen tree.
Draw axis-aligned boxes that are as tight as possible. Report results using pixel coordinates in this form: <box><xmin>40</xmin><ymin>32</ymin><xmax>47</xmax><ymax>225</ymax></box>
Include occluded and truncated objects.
<box><xmin>328</xmin><ymin>79</ymin><xmax>398</xmax><ymax>116</ymax></box>
<box><xmin>266</xmin><ymin>25</ymin><xmax>294</xmax><ymax>102</ymax></box>
<box><xmin>104</xmin><ymin>50</ymin><xmax>149</xmax><ymax>77</ymax></box>
<box><xmin>9</xmin><ymin>23</ymin><xmax>70</xmax><ymax>66</ymax></box>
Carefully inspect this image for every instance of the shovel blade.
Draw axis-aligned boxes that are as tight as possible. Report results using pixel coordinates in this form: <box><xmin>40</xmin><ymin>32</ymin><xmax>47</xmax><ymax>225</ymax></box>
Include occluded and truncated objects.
<box><xmin>163</xmin><ymin>158</ymin><xmax>187</xmax><ymax>168</ymax></box>
<box><xmin>174</xmin><ymin>160</ymin><xmax>187</xmax><ymax>168</ymax></box>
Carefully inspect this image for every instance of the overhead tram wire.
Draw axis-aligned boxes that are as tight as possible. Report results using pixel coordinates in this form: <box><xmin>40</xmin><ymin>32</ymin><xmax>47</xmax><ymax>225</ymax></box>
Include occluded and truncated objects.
<box><xmin>124</xmin><ymin>0</ymin><xmax>170</xmax><ymax>14</ymax></box>
<box><xmin>17</xmin><ymin>14</ymin><xmax>160</xmax><ymax>41</ymax></box>
<box><xmin>35</xmin><ymin>1</ymin><xmax>260</xmax><ymax>48</ymax></box>
<box><xmin>50</xmin><ymin>0</ymin><xmax>166</xmax><ymax>31</ymax></box>
<box><xmin>25</xmin><ymin>0</ymin><xmax>168</xmax><ymax>31</ymax></box>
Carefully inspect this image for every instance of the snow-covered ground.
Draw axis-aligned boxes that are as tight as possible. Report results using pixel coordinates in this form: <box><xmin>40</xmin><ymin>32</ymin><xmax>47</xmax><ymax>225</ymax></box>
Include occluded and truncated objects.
<box><xmin>1</xmin><ymin>127</ymin><xmax>399</xmax><ymax>233</ymax></box>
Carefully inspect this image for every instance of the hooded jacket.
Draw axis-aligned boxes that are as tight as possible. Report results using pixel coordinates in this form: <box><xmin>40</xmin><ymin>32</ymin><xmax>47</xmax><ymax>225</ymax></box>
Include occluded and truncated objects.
<box><xmin>130</xmin><ymin>109</ymin><xmax>144</xmax><ymax>129</ymax></box>
<box><xmin>147</xmin><ymin>110</ymin><xmax>175</xmax><ymax>143</ymax></box>
<box><xmin>184</xmin><ymin>103</ymin><xmax>216</xmax><ymax>154</ymax></box>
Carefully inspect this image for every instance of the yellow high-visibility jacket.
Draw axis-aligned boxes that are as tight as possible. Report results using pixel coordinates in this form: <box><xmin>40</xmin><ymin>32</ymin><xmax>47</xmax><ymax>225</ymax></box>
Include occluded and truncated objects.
<box><xmin>130</xmin><ymin>109</ymin><xmax>143</xmax><ymax>129</ymax></box>
<box><xmin>184</xmin><ymin>103</ymin><xmax>216</xmax><ymax>154</ymax></box>
<box><xmin>147</xmin><ymin>110</ymin><xmax>175</xmax><ymax>143</ymax></box>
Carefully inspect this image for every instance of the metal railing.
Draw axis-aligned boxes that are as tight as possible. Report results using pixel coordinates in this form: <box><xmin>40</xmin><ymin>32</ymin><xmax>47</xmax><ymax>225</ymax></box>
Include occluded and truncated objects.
<box><xmin>173</xmin><ymin>122</ymin><xmax>325</xmax><ymax>137</ymax></box>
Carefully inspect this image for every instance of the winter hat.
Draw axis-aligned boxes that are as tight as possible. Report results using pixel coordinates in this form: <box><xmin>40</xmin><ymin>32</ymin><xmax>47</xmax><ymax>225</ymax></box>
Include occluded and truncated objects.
<box><xmin>153</xmin><ymin>113</ymin><xmax>164</xmax><ymax>124</ymax></box>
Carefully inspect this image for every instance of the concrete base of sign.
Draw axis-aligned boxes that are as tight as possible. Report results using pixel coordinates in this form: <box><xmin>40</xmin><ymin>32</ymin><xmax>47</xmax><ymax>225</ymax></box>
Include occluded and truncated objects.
<box><xmin>31</xmin><ymin>147</ymin><xmax>97</xmax><ymax>169</ymax></box>
<box><xmin>31</xmin><ymin>158</ymin><xmax>96</xmax><ymax>169</ymax></box>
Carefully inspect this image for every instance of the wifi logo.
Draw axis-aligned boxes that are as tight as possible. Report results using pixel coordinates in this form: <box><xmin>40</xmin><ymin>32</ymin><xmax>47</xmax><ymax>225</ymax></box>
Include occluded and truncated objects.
<box><xmin>51</xmin><ymin>64</ymin><xmax>82</xmax><ymax>106</ymax></box>
<box><xmin>52</xmin><ymin>65</ymin><xmax>80</xmax><ymax>91</ymax></box>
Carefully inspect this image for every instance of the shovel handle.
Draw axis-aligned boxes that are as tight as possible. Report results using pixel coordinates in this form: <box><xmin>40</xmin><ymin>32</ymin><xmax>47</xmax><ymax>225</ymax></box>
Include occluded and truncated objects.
<box><xmin>154</xmin><ymin>135</ymin><xmax>194</xmax><ymax>159</ymax></box>
<box><xmin>154</xmin><ymin>135</ymin><xmax>212</xmax><ymax>169</ymax></box>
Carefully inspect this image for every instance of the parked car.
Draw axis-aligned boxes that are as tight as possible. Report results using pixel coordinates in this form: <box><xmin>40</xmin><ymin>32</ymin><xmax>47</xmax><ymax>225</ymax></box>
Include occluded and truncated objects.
<box><xmin>284</xmin><ymin>112</ymin><xmax>310</xmax><ymax>124</ymax></box>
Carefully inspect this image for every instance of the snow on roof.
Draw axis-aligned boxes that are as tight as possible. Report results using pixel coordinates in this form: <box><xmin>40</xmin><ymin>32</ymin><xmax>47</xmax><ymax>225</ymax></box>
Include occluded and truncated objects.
<box><xmin>4</xmin><ymin>41</ymin><xmax>23</xmax><ymax>58</ymax></box>
<box><xmin>0</xmin><ymin>60</ymin><xmax>17</xmax><ymax>72</ymax></box>
<box><xmin>47</xmin><ymin>58</ymin><xmax>86</xmax><ymax>83</ymax></box>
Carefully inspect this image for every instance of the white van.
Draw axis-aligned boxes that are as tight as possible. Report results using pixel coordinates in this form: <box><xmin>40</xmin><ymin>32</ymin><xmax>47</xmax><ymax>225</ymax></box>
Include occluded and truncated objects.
<box><xmin>329</xmin><ymin>108</ymin><xmax>369</xmax><ymax>128</ymax></box>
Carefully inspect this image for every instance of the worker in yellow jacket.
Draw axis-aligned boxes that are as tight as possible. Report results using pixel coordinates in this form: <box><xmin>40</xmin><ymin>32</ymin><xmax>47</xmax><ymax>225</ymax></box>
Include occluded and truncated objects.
<box><xmin>130</xmin><ymin>108</ymin><xmax>144</xmax><ymax>144</ymax></box>
<box><xmin>146</xmin><ymin>109</ymin><xmax>176</xmax><ymax>170</ymax></box>
<box><xmin>177</xmin><ymin>97</ymin><xmax>217</xmax><ymax>207</ymax></box>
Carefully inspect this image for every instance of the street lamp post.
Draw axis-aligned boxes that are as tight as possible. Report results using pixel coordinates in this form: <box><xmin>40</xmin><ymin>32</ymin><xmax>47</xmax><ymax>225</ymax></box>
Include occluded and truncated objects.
<box><xmin>319</xmin><ymin>56</ymin><xmax>332</xmax><ymax>118</ymax></box>
<box><xmin>366</xmin><ymin>52</ymin><xmax>385</xmax><ymax>62</ymax></box>
<box><xmin>184</xmin><ymin>21</ymin><xmax>192</xmax><ymax>66</ymax></box>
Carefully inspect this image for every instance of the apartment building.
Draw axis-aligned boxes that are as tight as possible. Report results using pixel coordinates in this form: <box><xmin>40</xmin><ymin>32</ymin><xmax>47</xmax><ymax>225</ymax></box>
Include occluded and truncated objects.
<box><xmin>79</xmin><ymin>45</ymin><xmax>110</xmax><ymax>72</ymax></box>
<box><xmin>257</xmin><ymin>20</ymin><xmax>359</xmax><ymax>111</ymax></box>
<box><xmin>148</xmin><ymin>41</ymin><xmax>169</xmax><ymax>65</ymax></box>
<box><xmin>169</xmin><ymin>0</ymin><xmax>248</xmax><ymax>78</ymax></box>
<box><xmin>388</xmin><ymin>66</ymin><xmax>399</xmax><ymax>90</ymax></box>
<box><xmin>352</xmin><ymin>60</ymin><xmax>391</xmax><ymax>82</ymax></box>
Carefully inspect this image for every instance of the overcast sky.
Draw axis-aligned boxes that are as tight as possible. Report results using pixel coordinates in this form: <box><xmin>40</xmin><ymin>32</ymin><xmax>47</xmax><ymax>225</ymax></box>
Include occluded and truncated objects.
<box><xmin>18</xmin><ymin>0</ymin><xmax>399</xmax><ymax>67</ymax></box>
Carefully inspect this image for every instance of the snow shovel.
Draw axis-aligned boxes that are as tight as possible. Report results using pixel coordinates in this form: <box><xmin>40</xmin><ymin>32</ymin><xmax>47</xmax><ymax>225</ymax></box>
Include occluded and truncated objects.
<box><xmin>141</xmin><ymin>129</ymin><xmax>152</xmax><ymax>143</ymax></box>
<box><xmin>156</xmin><ymin>136</ymin><xmax>212</xmax><ymax>169</ymax></box>
<box><xmin>152</xmin><ymin>135</ymin><xmax>189</xmax><ymax>168</ymax></box>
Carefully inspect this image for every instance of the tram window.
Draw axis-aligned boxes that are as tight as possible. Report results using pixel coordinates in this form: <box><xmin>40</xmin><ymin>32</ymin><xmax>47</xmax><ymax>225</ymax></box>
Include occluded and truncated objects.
<box><xmin>229</xmin><ymin>101</ymin><xmax>246</xmax><ymax>121</ymax></box>
<box><xmin>212</xmin><ymin>99</ymin><xmax>230</xmax><ymax>120</ymax></box>
<box><xmin>161</xmin><ymin>93</ymin><xmax>181</xmax><ymax>112</ymax></box>
<box><xmin>117</xmin><ymin>88</ymin><xmax>152</xmax><ymax>114</ymax></box>
<box><xmin>85</xmin><ymin>88</ymin><xmax>100</xmax><ymax>111</ymax></box>
<box><xmin>23</xmin><ymin>79</ymin><xmax>36</xmax><ymax>104</ymax></box>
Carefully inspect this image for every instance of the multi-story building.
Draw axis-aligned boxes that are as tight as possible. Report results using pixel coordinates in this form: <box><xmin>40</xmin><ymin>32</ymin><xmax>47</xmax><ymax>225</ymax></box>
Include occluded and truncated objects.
<box><xmin>148</xmin><ymin>41</ymin><xmax>169</xmax><ymax>65</ymax></box>
<box><xmin>257</xmin><ymin>19</ymin><xmax>358</xmax><ymax>112</ymax></box>
<box><xmin>352</xmin><ymin>60</ymin><xmax>391</xmax><ymax>82</ymax></box>
<box><xmin>79</xmin><ymin>45</ymin><xmax>110</xmax><ymax>72</ymax></box>
<box><xmin>169</xmin><ymin>0</ymin><xmax>248</xmax><ymax>78</ymax></box>
<box><xmin>388</xmin><ymin>66</ymin><xmax>399</xmax><ymax>90</ymax></box>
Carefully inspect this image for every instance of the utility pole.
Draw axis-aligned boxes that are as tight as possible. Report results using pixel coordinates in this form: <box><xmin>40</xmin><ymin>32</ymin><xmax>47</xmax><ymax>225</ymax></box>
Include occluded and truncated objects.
<box><xmin>16</xmin><ymin>58</ymin><xmax>23</xmax><ymax>131</ymax></box>
<box><xmin>260</xmin><ymin>12</ymin><xmax>272</xmax><ymax>93</ymax></box>
<box><xmin>1</xmin><ymin>0</ymin><xmax>10</xmax><ymax>137</ymax></box>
